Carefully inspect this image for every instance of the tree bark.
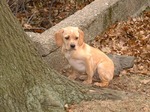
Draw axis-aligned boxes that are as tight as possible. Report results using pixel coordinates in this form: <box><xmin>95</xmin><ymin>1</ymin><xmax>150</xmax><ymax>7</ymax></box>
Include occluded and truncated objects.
<box><xmin>0</xmin><ymin>0</ymin><xmax>125</xmax><ymax>112</ymax></box>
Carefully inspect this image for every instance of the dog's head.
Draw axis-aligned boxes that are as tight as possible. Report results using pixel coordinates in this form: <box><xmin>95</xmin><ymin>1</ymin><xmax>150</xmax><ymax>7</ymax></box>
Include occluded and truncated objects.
<box><xmin>55</xmin><ymin>26</ymin><xmax>84</xmax><ymax>50</ymax></box>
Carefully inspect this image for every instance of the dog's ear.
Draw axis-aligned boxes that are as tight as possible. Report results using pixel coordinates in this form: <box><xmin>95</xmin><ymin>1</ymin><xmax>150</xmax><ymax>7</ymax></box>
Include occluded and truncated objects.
<box><xmin>78</xmin><ymin>28</ymin><xmax>84</xmax><ymax>46</ymax></box>
<box><xmin>55</xmin><ymin>29</ymin><xmax>64</xmax><ymax>47</ymax></box>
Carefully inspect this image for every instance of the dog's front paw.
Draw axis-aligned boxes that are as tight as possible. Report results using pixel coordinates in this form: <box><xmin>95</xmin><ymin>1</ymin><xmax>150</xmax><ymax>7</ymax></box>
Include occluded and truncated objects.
<box><xmin>68</xmin><ymin>75</ymin><xmax>77</xmax><ymax>80</ymax></box>
<box><xmin>83</xmin><ymin>80</ymin><xmax>92</xmax><ymax>85</ymax></box>
<box><xmin>94</xmin><ymin>82</ymin><xmax>109</xmax><ymax>87</ymax></box>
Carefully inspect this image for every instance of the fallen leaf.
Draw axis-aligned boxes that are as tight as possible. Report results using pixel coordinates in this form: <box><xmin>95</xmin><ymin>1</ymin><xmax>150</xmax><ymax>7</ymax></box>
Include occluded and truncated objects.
<box><xmin>140</xmin><ymin>79</ymin><xmax>150</xmax><ymax>84</ymax></box>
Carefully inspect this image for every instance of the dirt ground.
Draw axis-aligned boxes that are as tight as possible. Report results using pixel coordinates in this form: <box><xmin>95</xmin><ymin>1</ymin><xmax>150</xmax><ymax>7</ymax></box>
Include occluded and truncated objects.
<box><xmin>70</xmin><ymin>73</ymin><xmax>150</xmax><ymax>112</ymax></box>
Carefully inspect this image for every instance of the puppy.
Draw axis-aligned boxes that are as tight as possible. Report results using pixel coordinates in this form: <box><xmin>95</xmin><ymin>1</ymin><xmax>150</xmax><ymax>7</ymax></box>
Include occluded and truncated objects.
<box><xmin>55</xmin><ymin>26</ymin><xmax>114</xmax><ymax>87</ymax></box>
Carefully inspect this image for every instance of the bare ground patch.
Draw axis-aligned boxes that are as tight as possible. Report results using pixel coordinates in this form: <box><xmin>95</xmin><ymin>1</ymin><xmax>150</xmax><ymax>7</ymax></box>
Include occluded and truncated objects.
<box><xmin>67</xmin><ymin>73</ymin><xmax>150</xmax><ymax>112</ymax></box>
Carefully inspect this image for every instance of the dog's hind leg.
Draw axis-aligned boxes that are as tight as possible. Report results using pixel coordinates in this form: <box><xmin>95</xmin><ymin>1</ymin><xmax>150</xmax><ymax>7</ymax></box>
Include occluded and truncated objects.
<box><xmin>94</xmin><ymin>63</ymin><xmax>113</xmax><ymax>87</ymax></box>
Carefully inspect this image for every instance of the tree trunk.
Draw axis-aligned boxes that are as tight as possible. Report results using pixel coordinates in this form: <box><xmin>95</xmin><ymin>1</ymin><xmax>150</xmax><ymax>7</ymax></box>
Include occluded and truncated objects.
<box><xmin>0</xmin><ymin>0</ymin><xmax>125</xmax><ymax>112</ymax></box>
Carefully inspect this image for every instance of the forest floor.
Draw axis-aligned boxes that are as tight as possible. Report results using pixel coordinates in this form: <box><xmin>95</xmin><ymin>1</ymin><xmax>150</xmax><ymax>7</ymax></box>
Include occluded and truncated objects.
<box><xmin>9</xmin><ymin>1</ymin><xmax>150</xmax><ymax>111</ymax></box>
<box><xmin>69</xmin><ymin>9</ymin><xmax>150</xmax><ymax>112</ymax></box>
<box><xmin>8</xmin><ymin>0</ymin><xmax>94</xmax><ymax>33</ymax></box>
<box><xmin>64</xmin><ymin>8</ymin><xmax>150</xmax><ymax>112</ymax></box>
<box><xmin>71</xmin><ymin>74</ymin><xmax>150</xmax><ymax>112</ymax></box>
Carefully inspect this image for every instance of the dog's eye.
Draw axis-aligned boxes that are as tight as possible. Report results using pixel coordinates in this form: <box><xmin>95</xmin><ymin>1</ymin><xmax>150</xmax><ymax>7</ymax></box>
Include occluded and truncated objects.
<box><xmin>65</xmin><ymin>36</ymin><xmax>69</xmax><ymax>40</ymax></box>
<box><xmin>75</xmin><ymin>37</ymin><xmax>78</xmax><ymax>40</ymax></box>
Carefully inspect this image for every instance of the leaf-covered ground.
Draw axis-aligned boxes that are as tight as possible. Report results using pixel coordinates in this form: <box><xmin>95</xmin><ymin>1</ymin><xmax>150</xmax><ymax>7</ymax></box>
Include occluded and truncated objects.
<box><xmin>8</xmin><ymin>0</ymin><xmax>94</xmax><ymax>33</ymax></box>
<box><xmin>91</xmin><ymin>11</ymin><xmax>150</xmax><ymax>76</ymax></box>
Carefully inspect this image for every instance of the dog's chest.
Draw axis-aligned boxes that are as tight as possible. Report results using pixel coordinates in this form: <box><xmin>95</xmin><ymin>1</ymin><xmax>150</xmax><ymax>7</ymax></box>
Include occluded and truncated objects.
<box><xmin>65</xmin><ymin>52</ymin><xmax>86</xmax><ymax>72</ymax></box>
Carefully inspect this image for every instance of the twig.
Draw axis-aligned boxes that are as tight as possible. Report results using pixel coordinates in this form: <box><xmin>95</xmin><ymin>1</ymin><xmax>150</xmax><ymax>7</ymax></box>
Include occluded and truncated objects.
<box><xmin>48</xmin><ymin>0</ymin><xmax>56</xmax><ymax>20</ymax></box>
<box><xmin>27</xmin><ymin>13</ymin><xmax>35</xmax><ymax>24</ymax></box>
<box><xmin>42</xmin><ymin>47</ymin><xmax>60</xmax><ymax>57</ymax></box>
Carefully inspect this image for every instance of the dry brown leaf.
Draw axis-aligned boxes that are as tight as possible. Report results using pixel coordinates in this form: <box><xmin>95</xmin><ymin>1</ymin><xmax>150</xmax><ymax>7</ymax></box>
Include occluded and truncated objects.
<box><xmin>23</xmin><ymin>23</ymin><xmax>32</xmax><ymax>29</ymax></box>
<box><xmin>140</xmin><ymin>79</ymin><xmax>150</xmax><ymax>84</ymax></box>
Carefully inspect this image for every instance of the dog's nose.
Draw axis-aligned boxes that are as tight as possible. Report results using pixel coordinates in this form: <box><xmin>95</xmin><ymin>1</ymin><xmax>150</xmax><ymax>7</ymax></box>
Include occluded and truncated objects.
<box><xmin>70</xmin><ymin>44</ymin><xmax>75</xmax><ymax>48</ymax></box>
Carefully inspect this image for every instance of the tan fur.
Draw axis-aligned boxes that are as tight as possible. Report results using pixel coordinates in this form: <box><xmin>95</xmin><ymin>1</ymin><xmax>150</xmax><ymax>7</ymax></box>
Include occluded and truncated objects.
<box><xmin>55</xmin><ymin>26</ymin><xmax>114</xmax><ymax>87</ymax></box>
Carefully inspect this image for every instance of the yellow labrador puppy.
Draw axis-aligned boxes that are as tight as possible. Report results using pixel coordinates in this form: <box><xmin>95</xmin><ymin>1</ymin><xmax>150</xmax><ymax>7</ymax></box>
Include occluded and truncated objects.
<box><xmin>55</xmin><ymin>26</ymin><xmax>114</xmax><ymax>87</ymax></box>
